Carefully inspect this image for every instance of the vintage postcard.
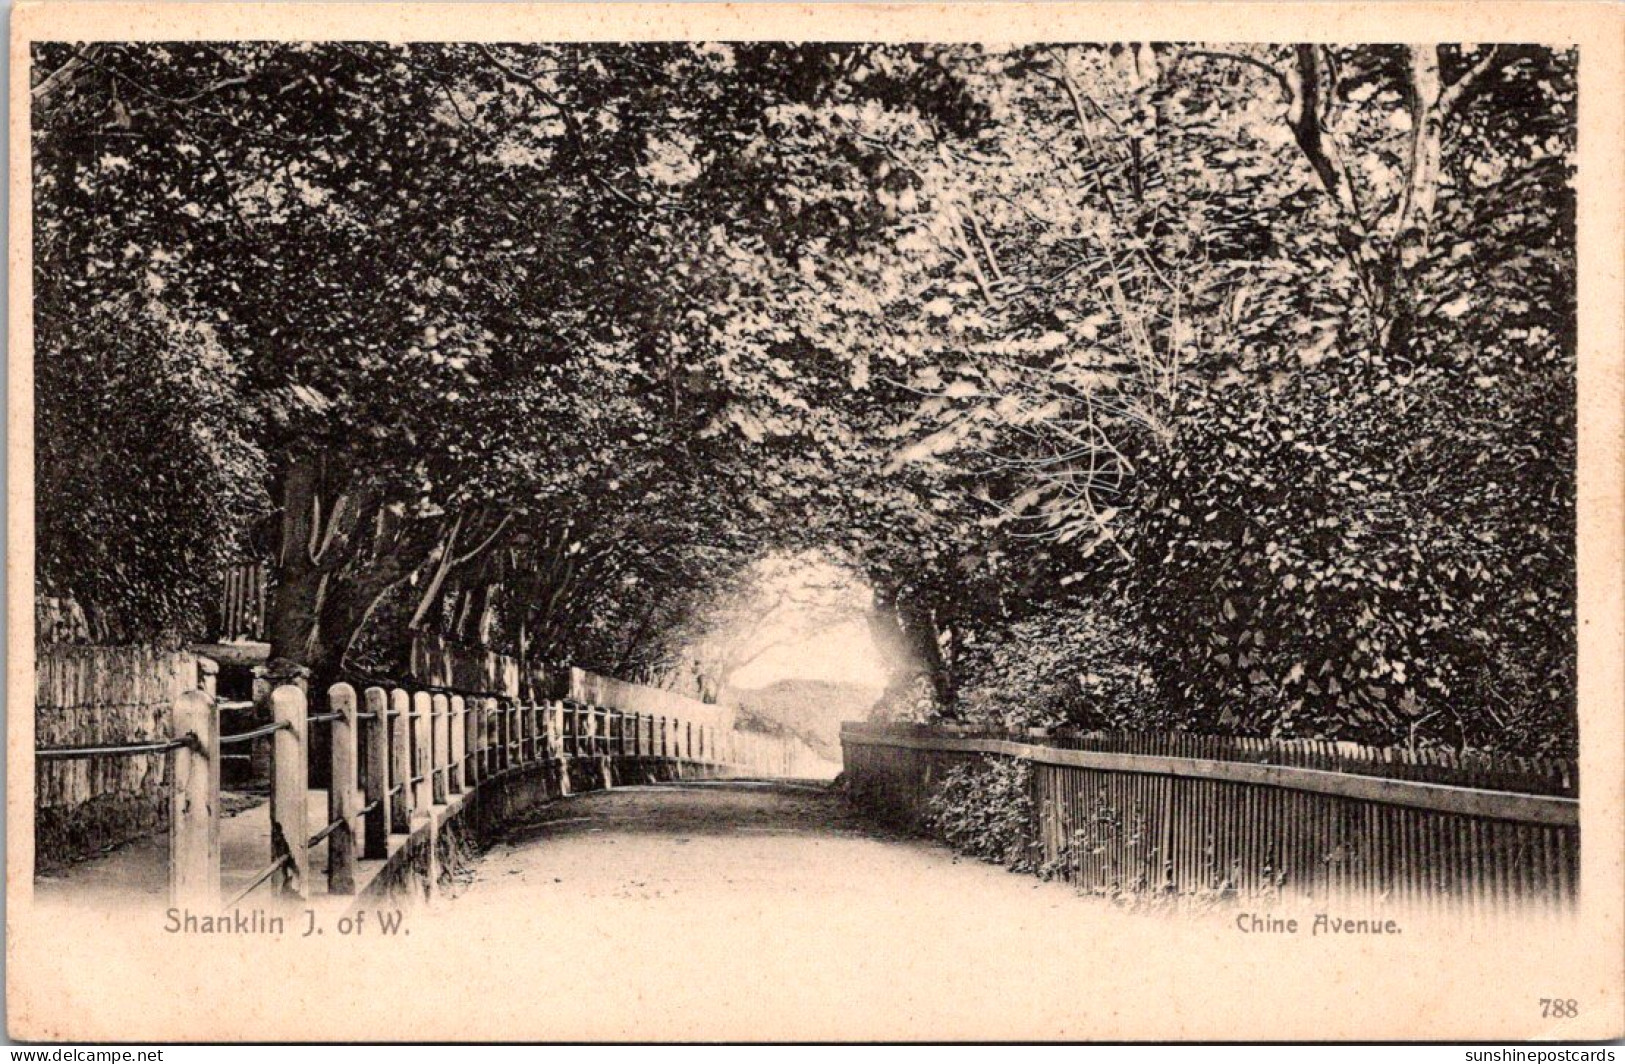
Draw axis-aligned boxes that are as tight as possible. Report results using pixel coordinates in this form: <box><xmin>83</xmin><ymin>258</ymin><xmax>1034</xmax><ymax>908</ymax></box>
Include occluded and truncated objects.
<box><xmin>7</xmin><ymin>1</ymin><xmax>1623</xmax><ymax>1044</ymax></box>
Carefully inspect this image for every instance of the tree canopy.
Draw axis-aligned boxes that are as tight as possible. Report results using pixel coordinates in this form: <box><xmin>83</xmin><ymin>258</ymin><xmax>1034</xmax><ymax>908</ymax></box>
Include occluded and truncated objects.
<box><xmin>33</xmin><ymin>41</ymin><xmax>1577</xmax><ymax>755</ymax></box>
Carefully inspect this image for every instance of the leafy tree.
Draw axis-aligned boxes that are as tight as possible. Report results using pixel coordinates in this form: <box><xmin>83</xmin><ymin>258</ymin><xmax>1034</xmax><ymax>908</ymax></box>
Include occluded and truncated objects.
<box><xmin>33</xmin><ymin>42</ymin><xmax>1576</xmax><ymax>756</ymax></box>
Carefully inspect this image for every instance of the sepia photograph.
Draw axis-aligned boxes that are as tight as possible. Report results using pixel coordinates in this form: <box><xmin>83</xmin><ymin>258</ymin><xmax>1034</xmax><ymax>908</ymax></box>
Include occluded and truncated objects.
<box><xmin>6</xmin><ymin>1</ymin><xmax>1623</xmax><ymax>1046</ymax></box>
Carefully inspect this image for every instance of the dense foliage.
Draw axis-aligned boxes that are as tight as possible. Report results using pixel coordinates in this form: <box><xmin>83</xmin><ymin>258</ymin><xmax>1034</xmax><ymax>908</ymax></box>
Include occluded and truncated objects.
<box><xmin>33</xmin><ymin>42</ymin><xmax>1576</xmax><ymax>754</ymax></box>
<box><xmin>924</xmin><ymin>757</ymin><xmax>1040</xmax><ymax>872</ymax></box>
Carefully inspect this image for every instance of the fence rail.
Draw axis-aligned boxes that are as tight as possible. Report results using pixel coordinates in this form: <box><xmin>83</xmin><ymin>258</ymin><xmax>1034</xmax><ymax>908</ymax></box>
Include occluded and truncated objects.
<box><xmin>841</xmin><ymin>723</ymin><xmax>1580</xmax><ymax>912</ymax></box>
<box><xmin>39</xmin><ymin>670</ymin><xmax>800</xmax><ymax>908</ymax></box>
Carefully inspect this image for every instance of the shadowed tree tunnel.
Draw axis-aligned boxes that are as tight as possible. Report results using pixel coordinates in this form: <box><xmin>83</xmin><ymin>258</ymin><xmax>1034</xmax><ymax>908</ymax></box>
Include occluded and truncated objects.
<box><xmin>33</xmin><ymin>38</ymin><xmax>1577</xmax><ymax>761</ymax></box>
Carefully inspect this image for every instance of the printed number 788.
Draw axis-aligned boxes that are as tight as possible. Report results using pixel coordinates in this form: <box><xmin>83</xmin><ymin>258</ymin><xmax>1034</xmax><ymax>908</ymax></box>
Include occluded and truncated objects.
<box><xmin>1540</xmin><ymin>999</ymin><xmax>1578</xmax><ymax>1018</ymax></box>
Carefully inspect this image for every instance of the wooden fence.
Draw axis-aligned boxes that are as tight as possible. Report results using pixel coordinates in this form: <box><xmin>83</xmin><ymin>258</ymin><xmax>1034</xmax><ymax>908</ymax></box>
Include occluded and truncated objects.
<box><xmin>568</xmin><ymin>666</ymin><xmax>732</xmax><ymax>730</ymax></box>
<box><xmin>841</xmin><ymin>722</ymin><xmax>1580</xmax><ymax>912</ymax></box>
<box><xmin>39</xmin><ymin>668</ymin><xmax>802</xmax><ymax>907</ymax></box>
<box><xmin>216</xmin><ymin>561</ymin><xmax>268</xmax><ymax>642</ymax></box>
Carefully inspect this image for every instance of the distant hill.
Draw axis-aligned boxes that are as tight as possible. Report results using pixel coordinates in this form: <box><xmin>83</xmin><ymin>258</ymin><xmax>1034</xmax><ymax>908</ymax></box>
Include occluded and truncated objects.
<box><xmin>727</xmin><ymin>679</ymin><xmax>882</xmax><ymax>762</ymax></box>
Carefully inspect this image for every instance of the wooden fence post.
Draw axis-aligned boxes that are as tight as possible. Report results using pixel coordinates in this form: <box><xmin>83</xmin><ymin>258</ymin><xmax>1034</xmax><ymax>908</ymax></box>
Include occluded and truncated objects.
<box><xmin>196</xmin><ymin>657</ymin><xmax>219</xmax><ymax>701</ymax></box>
<box><xmin>517</xmin><ymin>699</ymin><xmax>526</xmax><ymax>764</ymax></box>
<box><xmin>431</xmin><ymin>692</ymin><xmax>449</xmax><ymax>804</ymax></box>
<box><xmin>483</xmin><ymin>698</ymin><xmax>496</xmax><ymax>773</ymax></box>
<box><xmin>511</xmin><ymin>698</ymin><xmax>523</xmax><ymax>766</ymax></box>
<box><xmin>491</xmin><ymin>698</ymin><xmax>505</xmax><ymax>772</ymax></box>
<box><xmin>477</xmin><ymin>696</ymin><xmax>488</xmax><ymax>785</ymax></box>
<box><xmin>500</xmin><ymin>698</ymin><xmax>510</xmax><ymax>770</ymax></box>
<box><xmin>411</xmin><ymin>691</ymin><xmax>432</xmax><ymax>811</ymax></box>
<box><xmin>249</xmin><ymin>672</ymin><xmax>274</xmax><ymax>787</ymax></box>
<box><xmin>170</xmin><ymin>689</ymin><xmax>219</xmax><ymax>907</ymax></box>
<box><xmin>515</xmin><ymin>700</ymin><xmax>528</xmax><ymax>763</ymax></box>
<box><xmin>270</xmin><ymin>684</ymin><xmax>309</xmax><ymax>901</ymax></box>
<box><xmin>327</xmin><ymin>683</ymin><xmax>359</xmax><ymax>894</ymax></box>
<box><xmin>389</xmin><ymin>688</ymin><xmax>413</xmax><ymax>832</ymax></box>
<box><xmin>362</xmin><ymin>687</ymin><xmax>390</xmax><ymax>859</ymax></box>
<box><xmin>500</xmin><ymin>696</ymin><xmax>510</xmax><ymax>768</ymax></box>
<box><xmin>499</xmin><ymin>699</ymin><xmax>511</xmax><ymax>767</ymax></box>
<box><xmin>466</xmin><ymin>697</ymin><xmax>482</xmax><ymax>788</ymax></box>
<box><xmin>519</xmin><ymin>700</ymin><xmax>532</xmax><ymax>764</ymax></box>
<box><xmin>483</xmin><ymin>697</ymin><xmax>497</xmax><ymax>776</ymax></box>
<box><xmin>449</xmin><ymin>695</ymin><xmax>465</xmax><ymax>795</ymax></box>
<box><xmin>502</xmin><ymin>697</ymin><xmax>515</xmax><ymax>767</ymax></box>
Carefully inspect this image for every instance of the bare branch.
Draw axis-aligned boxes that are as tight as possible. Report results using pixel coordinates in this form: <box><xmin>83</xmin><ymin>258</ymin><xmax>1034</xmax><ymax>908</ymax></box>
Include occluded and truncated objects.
<box><xmin>31</xmin><ymin>46</ymin><xmax>102</xmax><ymax>103</ymax></box>
<box><xmin>309</xmin><ymin>490</ymin><xmax>354</xmax><ymax>568</ymax></box>
<box><xmin>1439</xmin><ymin>44</ymin><xmax>1505</xmax><ymax>112</ymax></box>
<box><xmin>452</xmin><ymin>512</ymin><xmax>515</xmax><ymax>567</ymax></box>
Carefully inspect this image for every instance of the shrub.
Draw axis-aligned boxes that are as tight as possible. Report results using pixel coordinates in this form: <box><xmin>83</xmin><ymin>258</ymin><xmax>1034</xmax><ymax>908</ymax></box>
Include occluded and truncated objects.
<box><xmin>924</xmin><ymin>757</ymin><xmax>1039</xmax><ymax>872</ymax></box>
<box><xmin>35</xmin><ymin>295</ymin><xmax>266</xmax><ymax>643</ymax></box>
<box><xmin>954</xmin><ymin>599</ymin><xmax>1165</xmax><ymax>732</ymax></box>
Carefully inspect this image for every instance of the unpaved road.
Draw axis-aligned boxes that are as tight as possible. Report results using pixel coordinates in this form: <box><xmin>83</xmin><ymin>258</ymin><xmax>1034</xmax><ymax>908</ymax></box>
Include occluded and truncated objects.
<box><xmin>12</xmin><ymin>779</ymin><xmax>1583</xmax><ymax>1042</ymax></box>
<box><xmin>460</xmin><ymin>777</ymin><xmax>1017</xmax><ymax>906</ymax></box>
<box><xmin>458</xmin><ymin>773</ymin><xmax>1079</xmax><ymax>916</ymax></box>
<box><xmin>422</xmin><ymin>779</ymin><xmax>1547</xmax><ymax>1041</ymax></box>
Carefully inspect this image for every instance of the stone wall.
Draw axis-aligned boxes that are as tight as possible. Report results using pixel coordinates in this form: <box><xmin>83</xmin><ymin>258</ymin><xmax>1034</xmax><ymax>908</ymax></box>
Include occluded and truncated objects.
<box><xmin>35</xmin><ymin>645</ymin><xmax>199</xmax><ymax>870</ymax></box>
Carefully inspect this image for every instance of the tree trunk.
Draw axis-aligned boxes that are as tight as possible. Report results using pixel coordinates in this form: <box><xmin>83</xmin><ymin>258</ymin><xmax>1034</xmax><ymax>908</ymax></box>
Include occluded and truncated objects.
<box><xmin>901</xmin><ymin>600</ymin><xmax>955</xmax><ymax>713</ymax></box>
<box><xmin>866</xmin><ymin>586</ymin><xmax>956</xmax><ymax>719</ymax></box>
<box><xmin>265</xmin><ymin>457</ymin><xmax>340</xmax><ymax>674</ymax></box>
<box><xmin>1382</xmin><ymin>45</ymin><xmax>1448</xmax><ymax>360</ymax></box>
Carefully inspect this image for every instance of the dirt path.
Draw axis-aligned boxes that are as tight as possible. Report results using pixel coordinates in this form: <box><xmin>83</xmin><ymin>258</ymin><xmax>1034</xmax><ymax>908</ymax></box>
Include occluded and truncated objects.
<box><xmin>459</xmin><ymin>777</ymin><xmax>1011</xmax><ymax>906</ymax></box>
<box><xmin>423</xmin><ymin>779</ymin><xmax>1565</xmax><ymax>1041</ymax></box>
<box><xmin>437</xmin><ymin>778</ymin><xmax>1128</xmax><ymax>1038</ymax></box>
<box><xmin>14</xmin><ymin>779</ymin><xmax>1577</xmax><ymax>1041</ymax></box>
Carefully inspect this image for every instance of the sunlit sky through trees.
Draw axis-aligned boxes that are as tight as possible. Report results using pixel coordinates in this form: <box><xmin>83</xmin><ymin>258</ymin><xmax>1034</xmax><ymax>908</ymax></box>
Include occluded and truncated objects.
<box><xmin>683</xmin><ymin>553</ymin><xmax>893</xmax><ymax>694</ymax></box>
<box><xmin>730</xmin><ymin>618</ymin><xmax>890</xmax><ymax>691</ymax></box>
